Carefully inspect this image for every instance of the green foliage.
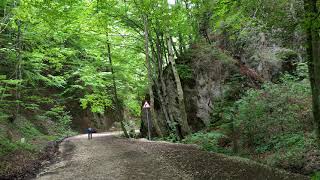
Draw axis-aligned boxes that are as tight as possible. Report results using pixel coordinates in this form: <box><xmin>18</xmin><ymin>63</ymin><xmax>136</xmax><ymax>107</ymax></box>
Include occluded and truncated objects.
<box><xmin>183</xmin><ymin>131</ymin><xmax>232</xmax><ymax>154</ymax></box>
<box><xmin>0</xmin><ymin>109</ymin><xmax>76</xmax><ymax>158</ymax></box>
<box><xmin>80</xmin><ymin>94</ymin><xmax>112</xmax><ymax>114</ymax></box>
<box><xmin>0</xmin><ymin>0</ymin><xmax>317</xmax><ymax>176</ymax></box>
<box><xmin>155</xmin><ymin>121</ymin><xmax>181</xmax><ymax>143</ymax></box>
<box><xmin>213</xmin><ymin>74</ymin><xmax>314</xmax><ymax>170</ymax></box>
<box><xmin>18</xmin><ymin>121</ymin><xmax>42</xmax><ymax>139</ymax></box>
<box><xmin>233</xmin><ymin>75</ymin><xmax>311</xmax><ymax>150</ymax></box>
<box><xmin>160</xmin><ymin>132</ymin><xmax>179</xmax><ymax>143</ymax></box>
<box><xmin>312</xmin><ymin>172</ymin><xmax>320</xmax><ymax>180</ymax></box>
<box><xmin>297</xmin><ymin>62</ymin><xmax>309</xmax><ymax>79</ymax></box>
<box><xmin>0</xmin><ymin>135</ymin><xmax>35</xmax><ymax>157</ymax></box>
<box><xmin>44</xmin><ymin>106</ymin><xmax>73</xmax><ymax>136</ymax></box>
<box><xmin>177</xmin><ymin>64</ymin><xmax>193</xmax><ymax>80</ymax></box>
<box><xmin>197</xmin><ymin>72</ymin><xmax>315</xmax><ymax>172</ymax></box>
<box><xmin>263</xmin><ymin>133</ymin><xmax>314</xmax><ymax>168</ymax></box>
<box><xmin>124</xmin><ymin>97</ymin><xmax>142</xmax><ymax>117</ymax></box>
<box><xmin>1</xmin><ymin>0</ymin><xmax>148</xmax><ymax>130</ymax></box>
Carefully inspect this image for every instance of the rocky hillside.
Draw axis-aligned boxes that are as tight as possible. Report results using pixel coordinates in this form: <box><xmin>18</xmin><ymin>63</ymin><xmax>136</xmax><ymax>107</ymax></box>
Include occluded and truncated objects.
<box><xmin>141</xmin><ymin>41</ymin><xmax>298</xmax><ymax>134</ymax></box>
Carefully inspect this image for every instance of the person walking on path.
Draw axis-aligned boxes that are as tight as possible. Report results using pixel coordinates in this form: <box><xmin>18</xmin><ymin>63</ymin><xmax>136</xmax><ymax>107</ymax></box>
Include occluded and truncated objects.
<box><xmin>87</xmin><ymin>127</ymin><xmax>93</xmax><ymax>140</ymax></box>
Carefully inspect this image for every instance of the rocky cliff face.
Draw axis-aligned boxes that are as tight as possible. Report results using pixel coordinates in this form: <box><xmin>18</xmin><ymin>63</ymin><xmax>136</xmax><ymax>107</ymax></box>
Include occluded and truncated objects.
<box><xmin>152</xmin><ymin>44</ymin><xmax>238</xmax><ymax>132</ymax></box>
<box><xmin>143</xmin><ymin>43</ymin><xmax>299</xmax><ymax>134</ymax></box>
<box><xmin>243</xmin><ymin>47</ymin><xmax>299</xmax><ymax>82</ymax></box>
<box><xmin>67</xmin><ymin>101</ymin><xmax>118</xmax><ymax>132</ymax></box>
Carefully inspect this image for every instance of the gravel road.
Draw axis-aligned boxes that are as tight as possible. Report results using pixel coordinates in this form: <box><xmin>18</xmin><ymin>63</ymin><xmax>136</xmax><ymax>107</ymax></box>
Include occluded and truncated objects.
<box><xmin>35</xmin><ymin>133</ymin><xmax>308</xmax><ymax>180</ymax></box>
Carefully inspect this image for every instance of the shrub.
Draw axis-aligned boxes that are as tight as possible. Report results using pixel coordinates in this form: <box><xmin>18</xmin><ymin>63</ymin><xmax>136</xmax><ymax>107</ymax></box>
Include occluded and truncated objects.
<box><xmin>183</xmin><ymin>131</ymin><xmax>232</xmax><ymax>154</ymax></box>
<box><xmin>233</xmin><ymin>75</ymin><xmax>312</xmax><ymax>153</ymax></box>
<box><xmin>312</xmin><ymin>172</ymin><xmax>320</xmax><ymax>180</ymax></box>
<box><xmin>44</xmin><ymin>105</ymin><xmax>74</xmax><ymax>136</ymax></box>
<box><xmin>177</xmin><ymin>64</ymin><xmax>193</xmax><ymax>80</ymax></box>
<box><xmin>217</xmin><ymin>74</ymin><xmax>316</xmax><ymax>173</ymax></box>
<box><xmin>18</xmin><ymin>121</ymin><xmax>42</xmax><ymax>139</ymax></box>
<box><xmin>0</xmin><ymin>135</ymin><xmax>35</xmax><ymax>157</ymax></box>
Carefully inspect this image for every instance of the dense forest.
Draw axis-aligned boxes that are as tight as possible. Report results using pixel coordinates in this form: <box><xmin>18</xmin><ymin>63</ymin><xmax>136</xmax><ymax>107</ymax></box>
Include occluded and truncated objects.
<box><xmin>0</xmin><ymin>0</ymin><xmax>320</xmax><ymax>179</ymax></box>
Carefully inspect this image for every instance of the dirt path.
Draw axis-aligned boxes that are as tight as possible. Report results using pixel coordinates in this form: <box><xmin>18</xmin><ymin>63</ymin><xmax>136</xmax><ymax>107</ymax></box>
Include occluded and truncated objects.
<box><xmin>35</xmin><ymin>133</ymin><xmax>308</xmax><ymax>180</ymax></box>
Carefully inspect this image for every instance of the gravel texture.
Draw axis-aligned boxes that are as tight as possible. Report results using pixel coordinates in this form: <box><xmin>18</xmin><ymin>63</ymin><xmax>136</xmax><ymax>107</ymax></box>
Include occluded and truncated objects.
<box><xmin>34</xmin><ymin>133</ymin><xmax>308</xmax><ymax>180</ymax></box>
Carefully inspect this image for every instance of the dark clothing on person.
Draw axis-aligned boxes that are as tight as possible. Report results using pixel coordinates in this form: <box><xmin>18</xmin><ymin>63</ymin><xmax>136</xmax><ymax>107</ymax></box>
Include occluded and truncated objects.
<box><xmin>87</xmin><ymin>128</ymin><xmax>93</xmax><ymax>139</ymax></box>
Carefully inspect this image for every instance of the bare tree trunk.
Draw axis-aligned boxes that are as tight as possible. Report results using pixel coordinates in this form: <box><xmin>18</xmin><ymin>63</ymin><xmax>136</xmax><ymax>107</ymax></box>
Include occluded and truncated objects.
<box><xmin>156</xmin><ymin>34</ymin><xmax>176</xmax><ymax>129</ymax></box>
<box><xmin>304</xmin><ymin>0</ymin><xmax>320</xmax><ymax>145</ymax></box>
<box><xmin>154</xmin><ymin>33</ymin><xmax>182</xmax><ymax>139</ymax></box>
<box><xmin>168</xmin><ymin>37</ymin><xmax>191</xmax><ymax>136</ymax></box>
<box><xmin>171</xmin><ymin>38</ymin><xmax>180</xmax><ymax>58</ymax></box>
<box><xmin>149</xmin><ymin>43</ymin><xmax>170</xmax><ymax>135</ymax></box>
<box><xmin>144</xmin><ymin>16</ymin><xmax>162</xmax><ymax>137</ymax></box>
<box><xmin>106</xmin><ymin>33</ymin><xmax>129</xmax><ymax>138</ymax></box>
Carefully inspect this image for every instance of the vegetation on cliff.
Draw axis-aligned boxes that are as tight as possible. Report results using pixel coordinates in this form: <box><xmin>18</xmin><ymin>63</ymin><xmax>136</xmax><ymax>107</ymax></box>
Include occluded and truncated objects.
<box><xmin>0</xmin><ymin>0</ymin><xmax>320</xmax><ymax>177</ymax></box>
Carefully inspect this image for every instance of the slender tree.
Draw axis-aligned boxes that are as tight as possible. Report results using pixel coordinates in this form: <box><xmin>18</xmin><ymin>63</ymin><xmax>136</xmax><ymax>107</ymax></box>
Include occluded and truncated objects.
<box><xmin>304</xmin><ymin>0</ymin><xmax>320</xmax><ymax>144</ymax></box>
<box><xmin>144</xmin><ymin>15</ymin><xmax>163</xmax><ymax>137</ymax></box>
<box><xmin>106</xmin><ymin>33</ymin><xmax>129</xmax><ymax>138</ymax></box>
<box><xmin>14</xmin><ymin>0</ymin><xmax>22</xmax><ymax>120</ymax></box>
<box><xmin>168</xmin><ymin>37</ymin><xmax>191</xmax><ymax>136</ymax></box>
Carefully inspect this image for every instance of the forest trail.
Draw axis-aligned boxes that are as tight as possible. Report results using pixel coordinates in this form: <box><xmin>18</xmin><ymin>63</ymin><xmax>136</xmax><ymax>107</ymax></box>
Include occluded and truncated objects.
<box><xmin>35</xmin><ymin>133</ymin><xmax>308</xmax><ymax>180</ymax></box>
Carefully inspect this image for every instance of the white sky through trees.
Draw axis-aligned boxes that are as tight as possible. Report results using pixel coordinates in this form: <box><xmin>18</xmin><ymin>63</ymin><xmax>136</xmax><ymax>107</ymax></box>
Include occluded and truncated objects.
<box><xmin>168</xmin><ymin>0</ymin><xmax>175</xmax><ymax>5</ymax></box>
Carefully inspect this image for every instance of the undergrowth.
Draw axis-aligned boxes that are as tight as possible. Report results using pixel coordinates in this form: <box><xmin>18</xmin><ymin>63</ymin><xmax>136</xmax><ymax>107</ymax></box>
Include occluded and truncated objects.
<box><xmin>0</xmin><ymin>106</ymin><xmax>77</xmax><ymax>158</ymax></box>
<box><xmin>182</xmin><ymin>131</ymin><xmax>233</xmax><ymax>154</ymax></box>
<box><xmin>181</xmin><ymin>73</ymin><xmax>318</xmax><ymax>175</ymax></box>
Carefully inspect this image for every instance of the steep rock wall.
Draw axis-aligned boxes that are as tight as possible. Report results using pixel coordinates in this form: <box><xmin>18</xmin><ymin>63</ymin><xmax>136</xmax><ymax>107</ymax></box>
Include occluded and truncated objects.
<box><xmin>154</xmin><ymin>45</ymin><xmax>238</xmax><ymax>132</ymax></box>
<box><xmin>141</xmin><ymin>44</ymin><xmax>298</xmax><ymax>136</ymax></box>
<box><xmin>67</xmin><ymin>101</ymin><xmax>118</xmax><ymax>132</ymax></box>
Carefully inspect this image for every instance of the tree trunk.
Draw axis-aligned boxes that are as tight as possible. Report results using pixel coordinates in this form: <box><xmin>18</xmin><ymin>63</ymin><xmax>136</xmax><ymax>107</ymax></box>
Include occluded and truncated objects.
<box><xmin>161</xmin><ymin>34</ymin><xmax>169</xmax><ymax>65</ymax></box>
<box><xmin>154</xmin><ymin>32</ymin><xmax>182</xmax><ymax>139</ymax></box>
<box><xmin>155</xmin><ymin>34</ymin><xmax>177</xmax><ymax>132</ymax></box>
<box><xmin>171</xmin><ymin>37</ymin><xmax>180</xmax><ymax>58</ymax></box>
<box><xmin>304</xmin><ymin>0</ymin><xmax>320</xmax><ymax>144</ymax></box>
<box><xmin>106</xmin><ymin>33</ymin><xmax>129</xmax><ymax>138</ymax></box>
<box><xmin>178</xmin><ymin>33</ymin><xmax>185</xmax><ymax>55</ymax></box>
<box><xmin>168</xmin><ymin>37</ymin><xmax>191</xmax><ymax>136</ymax></box>
<box><xmin>150</xmin><ymin>43</ymin><xmax>170</xmax><ymax>135</ymax></box>
<box><xmin>120</xmin><ymin>121</ymin><xmax>129</xmax><ymax>138</ymax></box>
<box><xmin>15</xmin><ymin>15</ymin><xmax>22</xmax><ymax>120</ymax></box>
<box><xmin>143</xmin><ymin>16</ymin><xmax>163</xmax><ymax>137</ymax></box>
